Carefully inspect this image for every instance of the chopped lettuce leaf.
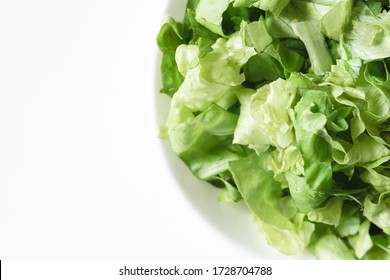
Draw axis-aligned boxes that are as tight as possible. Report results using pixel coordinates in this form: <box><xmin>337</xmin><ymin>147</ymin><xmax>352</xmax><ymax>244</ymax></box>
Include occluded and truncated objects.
<box><xmin>310</xmin><ymin>234</ymin><xmax>356</xmax><ymax>260</ymax></box>
<box><xmin>320</xmin><ymin>0</ymin><xmax>353</xmax><ymax>41</ymax></box>
<box><xmin>170</xmin><ymin>104</ymin><xmax>248</xmax><ymax>180</ymax></box>
<box><xmin>157</xmin><ymin>20</ymin><xmax>185</xmax><ymax>96</ymax></box>
<box><xmin>291</xmin><ymin>20</ymin><xmax>333</xmax><ymax>75</ymax></box>
<box><xmin>234</xmin><ymin>79</ymin><xmax>294</xmax><ymax>148</ymax></box>
<box><xmin>364</xmin><ymin>193</ymin><xmax>390</xmax><ymax>235</ymax></box>
<box><xmin>307</xmin><ymin>197</ymin><xmax>344</xmax><ymax>226</ymax></box>
<box><xmin>348</xmin><ymin>219</ymin><xmax>374</xmax><ymax>259</ymax></box>
<box><xmin>234</xmin><ymin>0</ymin><xmax>290</xmax><ymax>15</ymax></box>
<box><xmin>195</xmin><ymin>0</ymin><xmax>231</xmax><ymax>36</ymax></box>
<box><xmin>229</xmin><ymin>153</ymin><xmax>314</xmax><ymax>255</ymax></box>
<box><xmin>343</xmin><ymin>2</ymin><xmax>390</xmax><ymax>60</ymax></box>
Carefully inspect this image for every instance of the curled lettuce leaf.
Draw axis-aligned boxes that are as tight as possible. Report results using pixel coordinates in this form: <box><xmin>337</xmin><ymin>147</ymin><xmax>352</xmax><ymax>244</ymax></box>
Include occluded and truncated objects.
<box><xmin>291</xmin><ymin>20</ymin><xmax>333</xmax><ymax>75</ymax></box>
<box><xmin>234</xmin><ymin>0</ymin><xmax>290</xmax><ymax>15</ymax></box>
<box><xmin>319</xmin><ymin>0</ymin><xmax>354</xmax><ymax>41</ymax></box>
<box><xmin>229</xmin><ymin>153</ymin><xmax>314</xmax><ymax>255</ymax></box>
<box><xmin>310</xmin><ymin>234</ymin><xmax>356</xmax><ymax>260</ymax></box>
<box><xmin>195</xmin><ymin>0</ymin><xmax>231</xmax><ymax>36</ymax></box>
<box><xmin>170</xmin><ymin>104</ymin><xmax>247</xmax><ymax>180</ymax></box>
<box><xmin>364</xmin><ymin>193</ymin><xmax>390</xmax><ymax>235</ymax></box>
<box><xmin>343</xmin><ymin>2</ymin><xmax>390</xmax><ymax>60</ymax></box>
<box><xmin>234</xmin><ymin>79</ymin><xmax>295</xmax><ymax>149</ymax></box>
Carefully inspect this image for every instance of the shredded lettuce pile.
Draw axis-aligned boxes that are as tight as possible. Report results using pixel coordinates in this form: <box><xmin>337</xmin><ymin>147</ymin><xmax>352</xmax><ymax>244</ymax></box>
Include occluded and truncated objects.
<box><xmin>157</xmin><ymin>0</ymin><xmax>390</xmax><ymax>259</ymax></box>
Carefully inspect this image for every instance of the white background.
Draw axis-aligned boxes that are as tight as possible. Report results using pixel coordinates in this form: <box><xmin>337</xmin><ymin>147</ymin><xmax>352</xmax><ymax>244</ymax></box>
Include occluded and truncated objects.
<box><xmin>0</xmin><ymin>0</ymin><xmax>281</xmax><ymax>259</ymax></box>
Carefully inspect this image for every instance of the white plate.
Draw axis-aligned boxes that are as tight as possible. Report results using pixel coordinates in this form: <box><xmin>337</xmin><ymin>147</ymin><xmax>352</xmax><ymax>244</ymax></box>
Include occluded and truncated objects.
<box><xmin>153</xmin><ymin>0</ymin><xmax>297</xmax><ymax>259</ymax></box>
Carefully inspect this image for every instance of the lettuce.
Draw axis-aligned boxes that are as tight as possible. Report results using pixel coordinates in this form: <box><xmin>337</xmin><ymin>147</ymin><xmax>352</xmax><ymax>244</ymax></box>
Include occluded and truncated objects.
<box><xmin>291</xmin><ymin>20</ymin><xmax>333</xmax><ymax>75</ymax></box>
<box><xmin>234</xmin><ymin>78</ymin><xmax>295</xmax><ymax>149</ymax></box>
<box><xmin>343</xmin><ymin>2</ymin><xmax>390</xmax><ymax>60</ymax></box>
<box><xmin>229</xmin><ymin>153</ymin><xmax>314</xmax><ymax>255</ymax></box>
<box><xmin>157</xmin><ymin>0</ymin><xmax>390</xmax><ymax>259</ymax></box>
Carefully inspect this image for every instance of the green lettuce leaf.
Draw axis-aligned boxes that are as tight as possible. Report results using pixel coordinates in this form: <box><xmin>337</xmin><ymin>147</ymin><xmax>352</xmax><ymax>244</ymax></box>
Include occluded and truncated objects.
<box><xmin>229</xmin><ymin>153</ymin><xmax>314</xmax><ymax>255</ymax></box>
<box><xmin>320</xmin><ymin>0</ymin><xmax>353</xmax><ymax>41</ymax></box>
<box><xmin>170</xmin><ymin>103</ymin><xmax>249</xmax><ymax>180</ymax></box>
<box><xmin>157</xmin><ymin>19</ymin><xmax>185</xmax><ymax>96</ymax></box>
<box><xmin>234</xmin><ymin>79</ymin><xmax>295</xmax><ymax>149</ymax></box>
<box><xmin>290</xmin><ymin>89</ymin><xmax>334</xmax><ymax>211</ymax></box>
<box><xmin>234</xmin><ymin>0</ymin><xmax>290</xmax><ymax>15</ymax></box>
<box><xmin>307</xmin><ymin>197</ymin><xmax>344</xmax><ymax>226</ymax></box>
<box><xmin>343</xmin><ymin>2</ymin><xmax>390</xmax><ymax>60</ymax></box>
<box><xmin>195</xmin><ymin>0</ymin><xmax>231</xmax><ymax>36</ymax></box>
<box><xmin>364</xmin><ymin>193</ymin><xmax>390</xmax><ymax>235</ymax></box>
<box><xmin>291</xmin><ymin>20</ymin><xmax>333</xmax><ymax>75</ymax></box>
<box><xmin>348</xmin><ymin>219</ymin><xmax>374</xmax><ymax>259</ymax></box>
<box><xmin>310</xmin><ymin>233</ymin><xmax>356</xmax><ymax>260</ymax></box>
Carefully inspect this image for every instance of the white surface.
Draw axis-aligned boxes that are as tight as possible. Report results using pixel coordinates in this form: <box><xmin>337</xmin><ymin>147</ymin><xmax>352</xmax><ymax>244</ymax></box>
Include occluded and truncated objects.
<box><xmin>0</xmin><ymin>0</ymin><xmax>288</xmax><ymax>259</ymax></box>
